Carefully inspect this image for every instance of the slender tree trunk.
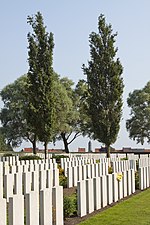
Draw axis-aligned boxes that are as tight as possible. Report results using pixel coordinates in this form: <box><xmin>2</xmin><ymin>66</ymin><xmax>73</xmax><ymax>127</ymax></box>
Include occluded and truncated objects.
<box><xmin>44</xmin><ymin>141</ymin><xmax>48</xmax><ymax>159</ymax></box>
<box><xmin>106</xmin><ymin>145</ymin><xmax>110</xmax><ymax>158</ymax></box>
<box><xmin>61</xmin><ymin>133</ymin><xmax>69</xmax><ymax>153</ymax></box>
<box><xmin>32</xmin><ymin>135</ymin><xmax>37</xmax><ymax>154</ymax></box>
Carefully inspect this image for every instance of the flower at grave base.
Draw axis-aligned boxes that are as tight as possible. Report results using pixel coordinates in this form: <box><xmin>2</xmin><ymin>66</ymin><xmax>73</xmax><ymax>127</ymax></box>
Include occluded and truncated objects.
<box><xmin>108</xmin><ymin>166</ymin><xmax>113</xmax><ymax>174</ymax></box>
<box><xmin>116</xmin><ymin>173</ymin><xmax>123</xmax><ymax>182</ymax></box>
<box><xmin>59</xmin><ymin>168</ymin><xmax>64</xmax><ymax>175</ymax></box>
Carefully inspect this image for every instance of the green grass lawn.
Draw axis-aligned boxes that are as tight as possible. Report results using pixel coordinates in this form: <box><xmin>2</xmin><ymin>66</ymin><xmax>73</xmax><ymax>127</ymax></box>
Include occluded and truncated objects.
<box><xmin>79</xmin><ymin>189</ymin><xmax>150</xmax><ymax>225</ymax></box>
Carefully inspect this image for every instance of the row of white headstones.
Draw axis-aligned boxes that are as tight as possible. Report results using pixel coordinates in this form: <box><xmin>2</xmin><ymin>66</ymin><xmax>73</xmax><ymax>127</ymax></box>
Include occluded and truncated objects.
<box><xmin>0</xmin><ymin>154</ymin><xmax>150</xmax><ymax>225</ymax></box>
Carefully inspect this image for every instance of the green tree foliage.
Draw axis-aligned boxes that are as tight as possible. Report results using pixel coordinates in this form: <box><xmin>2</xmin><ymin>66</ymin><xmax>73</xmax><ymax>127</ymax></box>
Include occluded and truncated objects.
<box><xmin>54</xmin><ymin>77</ymin><xmax>89</xmax><ymax>153</ymax></box>
<box><xmin>82</xmin><ymin>14</ymin><xmax>124</xmax><ymax>157</ymax></box>
<box><xmin>75</xmin><ymin>79</ymin><xmax>91</xmax><ymax>135</ymax></box>
<box><xmin>0</xmin><ymin>128</ymin><xmax>12</xmax><ymax>152</ymax></box>
<box><xmin>27</xmin><ymin>12</ymin><xmax>55</xmax><ymax>158</ymax></box>
<box><xmin>0</xmin><ymin>75</ymin><xmax>37</xmax><ymax>153</ymax></box>
<box><xmin>54</xmin><ymin>77</ymin><xmax>80</xmax><ymax>153</ymax></box>
<box><xmin>126</xmin><ymin>81</ymin><xmax>150</xmax><ymax>144</ymax></box>
<box><xmin>0</xmin><ymin>72</ymin><xmax>88</xmax><ymax>154</ymax></box>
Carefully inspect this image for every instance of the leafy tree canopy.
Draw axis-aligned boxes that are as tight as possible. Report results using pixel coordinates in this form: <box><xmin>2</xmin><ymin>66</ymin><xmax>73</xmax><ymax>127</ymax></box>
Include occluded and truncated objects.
<box><xmin>0</xmin><ymin>75</ymin><xmax>37</xmax><ymax>152</ymax></box>
<box><xmin>51</xmin><ymin>77</ymin><xmax>90</xmax><ymax>153</ymax></box>
<box><xmin>126</xmin><ymin>81</ymin><xmax>150</xmax><ymax>144</ymax></box>
<box><xmin>0</xmin><ymin>75</ymin><xmax>28</xmax><ymax>147</ymax></box>
<box><xmin>53</xmin><ymin>77</ymin><xmax>80</xmax><ymax>152</ymax></box>
<box><xmin>0</xmin><ymin>128</ymin><xmax>13</xmax><ymax>152</ymax></box>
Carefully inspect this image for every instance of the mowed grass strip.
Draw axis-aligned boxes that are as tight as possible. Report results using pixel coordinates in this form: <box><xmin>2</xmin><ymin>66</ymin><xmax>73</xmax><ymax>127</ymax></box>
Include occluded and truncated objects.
<box><xmin>79</xmin><ymin>189</ymin><xmax>150</xmax><ymax>225</ymax></box>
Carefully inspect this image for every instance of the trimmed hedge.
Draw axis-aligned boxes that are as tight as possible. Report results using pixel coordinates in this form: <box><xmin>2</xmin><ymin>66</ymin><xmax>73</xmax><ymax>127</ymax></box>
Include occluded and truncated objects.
<box><xmin>19</xmin><ymin>155</ymin><xmax>42</xmax><ymax>160</ymax></box>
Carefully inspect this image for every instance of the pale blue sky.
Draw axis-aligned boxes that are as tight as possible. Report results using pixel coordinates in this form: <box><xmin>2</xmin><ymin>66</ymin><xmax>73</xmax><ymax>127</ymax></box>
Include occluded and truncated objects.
<box><xmin>1</xmin><ymin>1</ymin><xmax>150</xmax><ymax>151</ymax></box>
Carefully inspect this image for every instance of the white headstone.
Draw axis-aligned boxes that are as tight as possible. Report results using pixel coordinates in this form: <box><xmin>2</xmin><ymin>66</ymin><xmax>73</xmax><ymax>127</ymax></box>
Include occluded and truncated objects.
<box><xmin>112</xmin><ymin>173</ymin><xmax>118</xmax><ymax>202</ymax></box>
<box><xmin>0</xmin><ymin>198</ymin><xmax>7</xmax><ymax>225</ymax></box>
<box><xmin>101</xmin><ymin>176</ymin><xmax>107</xmax><ymax>207</ymax></box>
<box><xmin>122</xmin><ymin>171</ymin><xmax>127</xmax><ymax>197</ymax></box>
<box><xmin>86</xmin><ymin>179</ymin><xmax>94</xmax><ymax>214</ymax></box>
<box><xmin>14</xmin><ymin>173</ymin><xmax>22</xmax><ymax>195</ymax></box>
<box><xmin>4</xmin><ymin>174</ymin><xmax>14</xmax><ymax>202</ymax></box>
<box><xmin>93</xmin><ymin>177</ymin><xmax>101</xmax><ymax>210</ymax></box>
<box><xmin>127</xmin><ymin>170</ymin><xmax>132</xmax><ymax>195</ymax></box>
<box><xmin>9</xmin><ymin>195</ymin><xmax>24</xmax><ymax>225</ymax></box>
<box><xmin>52</xmin><ymin>186</ymin><xmax>63</xmax><ymax>225</ymax></box>
<box><xmin>23</xmin><ymin>172</ymin><xmax>32</xmax><ymax>194</ymax></box>
<box><xmin>67</xmin><ymin>167</ymin><xmax>73</xmax><ymax>188</ymax></box>
<box><xmin>40</xmin><ymin>188</ymin><xmax>52</xmax><ymax>225</ymax></box>
<box><xmin>77</xmin><ymin>180</ymin><xmax>86</xmax><ymax>217</ymax></box>
<box><xmin>107</xmin><ymin>174</ymin><xmax>113</xmax><ymax>204</ymax></box>
<box><xmin>73</xmin><ymin>166</ymin><xmax>78</xmax><ymax>187</ymax></box>
<box><xmin>25</xmin><ymin>191</ymin><xmax>39</xmax><ymax>225</ymax></box>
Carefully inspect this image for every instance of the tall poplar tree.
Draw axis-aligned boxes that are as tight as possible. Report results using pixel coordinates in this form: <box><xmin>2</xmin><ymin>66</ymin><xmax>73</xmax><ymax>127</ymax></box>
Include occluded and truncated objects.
<box><xmin>82</xmin><ymin>14</ymin><xmax>124</xmax><ymax>157</ymax></box>
<box><xmin>27</xmin><ymin>12</ymin><xmax>55</xmax><ymax>159</ymax></box>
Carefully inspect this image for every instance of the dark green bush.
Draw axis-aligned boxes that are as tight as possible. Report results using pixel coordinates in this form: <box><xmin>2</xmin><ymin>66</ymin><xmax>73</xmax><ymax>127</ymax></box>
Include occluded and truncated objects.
<box><xmin>120</xmin><ymin>157</ymin><xmax>128</xmax><ymax>160</ymax></box>
<box><xmin>136</xmin><ymin>160</ymin><xmax>139</xmax><ymax>171</ymax></box>
<box><xmin>52</xmin><ymin>154</ymin><xmax>69</xmax><ymax>163</ymax></box>
<box><xmin>52</xmin><ymin>154</ymin><xmax>69</xmax><ymax>159</ymax></box>
<box><xmin>2</xmin><ymin>153</ymin><xmax>14</xmax><ymax>157</ymax></box>
<box><xmin>63</xmin><ymin>194</ymin><xmax>77</xmax><ymax>218</ymax></box>
<box><xmin>135</xmin><ymin>171</ymin><xmax>139</xmax><ymax>189</ymax></box>
<box><xmin>59</xmin><ymin>175</ymin><xmax>67</xmax><ymax>188</ymax></box>
<box><xmin>58</xmin><ymin>165</ymin><xmax>65</xmax><ymax>176</ymax></box>
<box><xmin>108</xmin><ymin>166</ymin><xmax>113</xmax><ymax>174</ymax></box>
<box><xmin>19</xmin><ymin>155</ymin><xmax>42</xmax><ymax>160</ymax></box>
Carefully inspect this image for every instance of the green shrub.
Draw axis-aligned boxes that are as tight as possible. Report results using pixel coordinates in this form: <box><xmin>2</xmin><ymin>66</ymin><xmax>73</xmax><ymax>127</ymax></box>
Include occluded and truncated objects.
<box><xmin>58</xmin><ymin>167</ymin><xmax>65</xmax><ymax>176</ymax></box>
<box><xmin>52</xmin><ymin>154</ymin><xmax>69</xmax><ymax>159</ymax></box>
<box><xmin>59</xmin><ymin>175</ymin><xmax>67</xmax><ymax>188</ymax></box>
<box><xmin>96</xmin><ymin>159</ymin><xmax>100</xmax><ymax>163</ymax></box>
<box><xmin>52</xmin><ymin>154</ymin><xmax>69</xmax><ymax>163</ymax></box>
<box><xmin>2</xmin><ymin>153</ymin><xmax>14</xmax><ymax>157</ymax></box>
<box><xmin>19</xmin><ymin>155</ymin><xmax>42</xmax><ymax>160</ymax></box>
<box><xmin>135</xmin><ymin>171</ymin><xmax>139</xmax><ymax>189</ymax></box>
<box><xmin>108</xmin><ymin>166</ymin><xmax>113</xmax><ymax>174</ymax></box>
<box><xmin>120</xmin><ymin>157</ymin><xmax>128</xmax><ymax>160</ymax></box>
<box><xmin>63</xmin><ymin>194</ymin><xmax>77</xmax><ymax>218</ymax></box>
<box><xmin>136</xmin><ymin>160</ymin><xmax>139</xmax><ymax>170</ymax></box>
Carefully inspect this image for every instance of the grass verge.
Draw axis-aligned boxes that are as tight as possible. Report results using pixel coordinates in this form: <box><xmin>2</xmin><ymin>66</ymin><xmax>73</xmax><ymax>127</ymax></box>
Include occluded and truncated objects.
<box><xmin>78</xmin><ymin>188</ymin><xmax>150</xmax><ymax>225</ymax></box>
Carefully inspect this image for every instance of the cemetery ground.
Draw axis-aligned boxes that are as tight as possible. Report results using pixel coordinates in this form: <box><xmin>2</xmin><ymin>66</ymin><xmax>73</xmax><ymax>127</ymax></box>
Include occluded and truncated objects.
<box><xmin>1</xmin><ymin>153</ymin><xmax>150</xmax><ymax>225</ymax></box>
<box><xmin>64</xmin><ymin>188</ymin><xmax>150</xmax><ymax>225</ymax></box>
